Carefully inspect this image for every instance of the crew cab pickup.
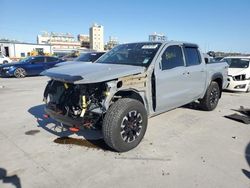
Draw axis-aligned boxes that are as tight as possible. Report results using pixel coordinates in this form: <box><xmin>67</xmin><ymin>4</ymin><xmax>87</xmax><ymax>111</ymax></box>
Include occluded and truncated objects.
<box><xmin>42</xmin><ymin>41</ymin><xmax>228</xmax><ymax>152</ymax></box>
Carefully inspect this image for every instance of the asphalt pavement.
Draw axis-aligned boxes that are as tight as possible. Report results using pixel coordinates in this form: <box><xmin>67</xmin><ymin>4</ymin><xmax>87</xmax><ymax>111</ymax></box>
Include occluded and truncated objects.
<box><xmin>0</xmin><ymin>76</ymin><xmax>249</xmax><ymax>188</ymax></box>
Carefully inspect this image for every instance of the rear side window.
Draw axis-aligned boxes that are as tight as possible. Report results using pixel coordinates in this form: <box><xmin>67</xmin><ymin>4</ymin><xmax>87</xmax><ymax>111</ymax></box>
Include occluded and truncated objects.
<box><xmin>31</xmin><ymin>57</ymin><xmax>45</xmax><ymax>63</ymax></box>
<box><xmin>46</xmin><ymin>57</ymin><xmax>58</xmax><ymax>62</ymax></box>
<box><xmin>161</xmin><ymin>45</ymin><xmax>184</xmax><ymax>70</ymax></box>
<box><xmin>184</xmin><ymin>47</ymin><xmax>201</xmax><ymax>66</ymax></box>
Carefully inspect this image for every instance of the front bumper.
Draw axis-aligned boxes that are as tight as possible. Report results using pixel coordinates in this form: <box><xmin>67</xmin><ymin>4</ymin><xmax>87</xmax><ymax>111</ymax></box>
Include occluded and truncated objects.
<box><xmin>44</xmin><ymin>105</ymin><xmax>84</xmax><ymax>127</ymax></box>
<box><xmin>0</xmin><ymin>67</ymin><xmax>15</xmax><ymax>77</ymax></box>
<box><xmin>225</xmin><ymin>76</ymin><xmax>250</xmax><ymax>92</ymax></box>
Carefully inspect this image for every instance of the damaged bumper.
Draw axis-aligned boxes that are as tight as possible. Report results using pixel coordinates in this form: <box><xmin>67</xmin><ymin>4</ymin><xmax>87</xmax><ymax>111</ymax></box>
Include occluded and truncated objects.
<box><xmin>43</xmin><ymin>80</ymin><xmax>108</xmax><ymax>128</ymax></box>
<box><xmin>45</xmin><ymin>105</ymin><xmax>86</xmax><ymax>127</ymax></box>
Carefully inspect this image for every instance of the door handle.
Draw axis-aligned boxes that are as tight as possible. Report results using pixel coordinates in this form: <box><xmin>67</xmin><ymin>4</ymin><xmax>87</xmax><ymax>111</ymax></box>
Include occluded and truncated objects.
<box><xmin>183</xmin><ymin>71</ymin><xmax>190</xmax><ymax>75</ymax></box>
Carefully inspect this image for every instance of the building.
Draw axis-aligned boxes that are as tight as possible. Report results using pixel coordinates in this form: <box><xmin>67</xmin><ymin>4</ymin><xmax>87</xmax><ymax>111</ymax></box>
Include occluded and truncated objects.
<box><xmin>89</xmin><ymin>24</ymin><xmax>104</xmax><ymax>51</ymax></box>
<box><xmin>0</xmin><ymin>39</ymin><xmax>52</xmax><ymax>59</ymax></box>
<box><xmin>78</xmin><ymin>34</ymin><xmax>90</xmax><ymax>49</ymax></box>
<box><xmin>37</xmin><ymin>32</ymin><xmax>81</xmax><ymax>55</ymax></box>
<box><xmin>105</xmin><ymin>36</ymin><xmax>119</xmax><ymax>50</ymax></box>
<box><xmin>149</xmin><ymin>32</ymin><xmax>167</xmax><ymax>42</ymax></box>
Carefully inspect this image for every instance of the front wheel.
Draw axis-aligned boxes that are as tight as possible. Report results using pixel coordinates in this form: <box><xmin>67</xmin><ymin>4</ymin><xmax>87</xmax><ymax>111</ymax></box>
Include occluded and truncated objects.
<box><xmin>3</xmin><ymin>60</ymin><xmax>8</xmax><ymax>64</ymax></box>
<box><xmin>14</xmin><ymin>68</ymin><xmax>27</xmax><ymax>78</ymax></box>
<box><xmin>200</xmin><ymin>81</ymin><xmax>220</xmax><ymax>111</ymax></box>
<box><xmin>102</xmin><ymin>98</ymin><xmax>148</xmax><ymax>152</ymax></box>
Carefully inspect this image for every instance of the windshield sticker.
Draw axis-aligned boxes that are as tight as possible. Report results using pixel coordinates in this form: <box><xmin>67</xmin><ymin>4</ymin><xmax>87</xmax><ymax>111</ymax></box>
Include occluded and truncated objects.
<box><xmin>142</xmin><ymin>44</ymin><xmax>158</xmax><ymax>49</ymax></box>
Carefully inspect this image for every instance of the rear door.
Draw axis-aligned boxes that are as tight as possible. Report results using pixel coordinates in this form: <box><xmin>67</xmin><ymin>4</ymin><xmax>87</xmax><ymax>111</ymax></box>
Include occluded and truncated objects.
<box><xmin>45</xmin><ymin>57</ymin><xmax>60</xmax><ymax>69</ymax></box>
<box><xmin>155</xmin><ymin>45</ymin><xmax>190</xmax><ymax>112</ymax></box>
<box><xmin>183</xmin><ymin>46</ymin><xmax>206</xmax><ymax>99</ymax></box>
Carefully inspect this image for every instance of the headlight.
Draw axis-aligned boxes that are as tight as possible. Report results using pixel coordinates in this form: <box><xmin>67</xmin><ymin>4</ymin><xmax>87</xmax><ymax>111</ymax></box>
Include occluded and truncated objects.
<box><xmin>233</xmin><ymin>74</ymin><xmax>246</xmax><ymax>81</ymax></box>
<box><xmin>3</xmin><ymin>66</ymin><xmax>14</xmax><ymax>70</ymax></box>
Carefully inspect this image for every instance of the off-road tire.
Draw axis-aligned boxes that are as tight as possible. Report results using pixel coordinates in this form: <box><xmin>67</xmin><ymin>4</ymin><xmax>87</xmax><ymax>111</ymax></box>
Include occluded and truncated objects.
<box><xmin>14</xmin><ymin>68</ymin><xmax>27</xmax><ymax>78</ymax></box>
<box><xmin>200</xmin><ymin>81</ymin><xmax>220</xmax><ymax>111</ymax></box>
<box><xmin>102</xmin><ymin>98</ymin><xmax>148</xmax><ymax>152</ymax></box>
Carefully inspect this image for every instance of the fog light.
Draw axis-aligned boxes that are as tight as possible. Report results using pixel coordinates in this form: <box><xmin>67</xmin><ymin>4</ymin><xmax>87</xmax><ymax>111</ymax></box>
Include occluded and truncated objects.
<box><xmin>234</xmin><ymin>84</ymin><xmax>246</xmax><ymax>89</ymax></box>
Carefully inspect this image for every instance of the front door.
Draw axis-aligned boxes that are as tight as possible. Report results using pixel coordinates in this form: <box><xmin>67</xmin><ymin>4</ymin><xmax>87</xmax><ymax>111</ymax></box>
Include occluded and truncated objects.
<box><xmin>155</xmin><ymin>45</ymin><xmax>190</xmax><ymax>112</ymax></box>
<box><xmin>27</xmin><ymin>57</ymin><xmax>46</xmax><ymax>75</ymax></box>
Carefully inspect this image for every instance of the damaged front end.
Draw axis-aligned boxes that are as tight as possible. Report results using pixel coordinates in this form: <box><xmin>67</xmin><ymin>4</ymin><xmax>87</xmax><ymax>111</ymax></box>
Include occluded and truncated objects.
<box><xmin>43</xmin><ymin>80</ymin><xmax>109</xmax><ymax>129</ymax></box>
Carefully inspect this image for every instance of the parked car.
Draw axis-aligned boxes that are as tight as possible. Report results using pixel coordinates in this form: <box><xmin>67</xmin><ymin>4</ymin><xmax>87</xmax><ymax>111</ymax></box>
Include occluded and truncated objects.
<box><xmin>222</xmin><ymin>56</ymin><xmax>250</xmax><ymax>92</ymax></box>
<box><xmin>75</xmin><ymin>52</ymin><xmax>105</xmax><ymax>62</ymax></box>
<box><xmin>0</xmin><ymin>54</ymin><xmax>12</xmax><ymax>64</ymax></box>
<box><xmin>0</xmin><ymin>56</ymin><xmax>64</xmax><ymax>78</ymax></box>
<box><xmin>56</xmin><ymin>52</ymin><xmax>105</xmax><ymax>66</ymax></box>
<box><xmin>42</xmin><ymin>41</ymin><xmax>228</xmax><ymax>152</ymax></box>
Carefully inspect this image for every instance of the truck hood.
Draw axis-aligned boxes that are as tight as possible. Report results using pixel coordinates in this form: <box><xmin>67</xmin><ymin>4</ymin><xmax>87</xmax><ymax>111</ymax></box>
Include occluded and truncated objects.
<box><xmin>228</xmin><ymin>68</ymin><xmax>249</xmax><ymax>76</ymax></box>
<box><xmin>41</xmin><ymin>62</ymin><xmax>146</xmax><ymax>84</ymax></box>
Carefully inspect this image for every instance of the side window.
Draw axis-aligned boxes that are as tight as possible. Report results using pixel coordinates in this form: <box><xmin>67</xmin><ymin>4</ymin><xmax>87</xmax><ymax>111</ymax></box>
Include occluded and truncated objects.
<box><xmin>90</xmin><ymin>53</ymin><xmax>97</xmax><ymax>62</ymax></box>
<box><xmin>161</xmin><ymin>45</ymin><xmax>184</xmax><ymax>70</ymax></box>
<box><xmin>31</xmin><ymin>57</ymin><xmax>45</xmax><ymax>63</ymax></box>
<box><xmin>184</xmin><ymin>47</ymin><xmax>201</xmax><ymax>66</ymax></box>
<box><xmin>46</xmin><ymin>57</ymin><xmax>58</xmax><ymax>63</ymax></box>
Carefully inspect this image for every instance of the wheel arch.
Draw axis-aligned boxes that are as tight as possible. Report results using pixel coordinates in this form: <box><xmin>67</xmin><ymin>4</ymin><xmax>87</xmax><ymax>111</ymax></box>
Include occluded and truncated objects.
<box><xmin>112</xmin><ymin>89</ymin><xmax>148</xmax><ymax>110</ymax></box>
<box><xmin>211</xmin><ymin>73</ymin><xmax>223</xmax><ymax>98</ymax></box>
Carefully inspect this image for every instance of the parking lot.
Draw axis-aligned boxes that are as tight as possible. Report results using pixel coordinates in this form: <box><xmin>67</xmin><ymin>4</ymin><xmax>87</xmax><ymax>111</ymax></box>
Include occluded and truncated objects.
<box><xmin>0</xmin><ymin>76</ymin><xmax>249</xmax><ymax>188</ymax></box>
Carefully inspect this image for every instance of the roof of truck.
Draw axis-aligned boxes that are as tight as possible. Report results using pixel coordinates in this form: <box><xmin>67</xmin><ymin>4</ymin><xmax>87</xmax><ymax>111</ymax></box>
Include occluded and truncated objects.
<box><xmin>126</xmin><ymin>41</ymin><xmax>199</xmax><ymax>48</ymax></box>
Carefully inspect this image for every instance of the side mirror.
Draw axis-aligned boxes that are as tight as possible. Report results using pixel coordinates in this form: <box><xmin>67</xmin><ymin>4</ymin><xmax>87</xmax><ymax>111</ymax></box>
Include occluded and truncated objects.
<box><xmin>204</xmin><ymin>58</ymin><xmax>209</xmax><ymax>64</ymax></box>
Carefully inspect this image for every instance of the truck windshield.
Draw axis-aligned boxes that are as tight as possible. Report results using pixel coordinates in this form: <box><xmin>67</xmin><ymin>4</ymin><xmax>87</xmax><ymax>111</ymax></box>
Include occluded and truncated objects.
<box><xmin>227</xmin><ymin>58</ymin><xmax>250</xmax><ymax>68</ymax></box>
<box><xmin>96</xmin><ymin>43</ymin><xmax>161</xmax><ymax>66</ymax></box>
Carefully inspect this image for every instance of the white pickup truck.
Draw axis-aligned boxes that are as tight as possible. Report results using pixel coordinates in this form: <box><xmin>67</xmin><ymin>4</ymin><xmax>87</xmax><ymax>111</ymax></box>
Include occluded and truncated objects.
<box><xmin>42</xmin><ymin>41</ymin><xmax>229</xmax><ymax>152</ymax></box>
<box><xmin>0</xmin><ymin>54</ymin><xmax>12</xmax><ymax>64</ymax></box>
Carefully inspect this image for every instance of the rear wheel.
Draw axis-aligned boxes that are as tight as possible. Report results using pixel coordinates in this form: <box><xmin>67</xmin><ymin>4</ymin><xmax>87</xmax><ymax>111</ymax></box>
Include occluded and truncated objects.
<box><xmin>102</xmin><ymin>98</ymin><xmax>148</xmax><ymax>152</ymax></box>
<box><xmin>14</xmin><ymin>68</ymin><xmax>27</xmax><ymax>78</ymax></box>
<box><xmin>200</xmin><ymin>81</ymin><xmax>220</xmax><ymax>111</ymax></box>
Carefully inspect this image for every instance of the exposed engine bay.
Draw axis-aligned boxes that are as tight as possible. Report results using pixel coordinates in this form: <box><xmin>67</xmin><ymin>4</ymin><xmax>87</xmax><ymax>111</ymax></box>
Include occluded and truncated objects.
<box><xmin>43</xmin><ymin>80</ymin><xmax>108</xmax><ymax>128</ymax></box>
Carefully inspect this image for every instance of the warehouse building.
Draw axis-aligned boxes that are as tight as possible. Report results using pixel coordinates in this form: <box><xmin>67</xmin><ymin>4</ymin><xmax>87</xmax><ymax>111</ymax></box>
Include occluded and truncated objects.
<box><xmin>0</xmin><ymin>40</ymin><xmax>52</xmax><ymax>59</ymax></box>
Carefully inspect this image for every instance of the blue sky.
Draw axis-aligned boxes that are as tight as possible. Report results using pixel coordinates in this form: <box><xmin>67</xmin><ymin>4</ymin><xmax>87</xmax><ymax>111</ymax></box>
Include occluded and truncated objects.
<box><xmin>1</xmin><ymin>0</ymin><xmax>250</xmax><ymax>53</ymax></box>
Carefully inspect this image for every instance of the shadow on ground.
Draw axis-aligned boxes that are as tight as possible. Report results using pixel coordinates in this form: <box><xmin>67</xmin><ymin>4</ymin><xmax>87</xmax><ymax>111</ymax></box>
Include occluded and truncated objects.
<box><xmin>28</xmin><ymin>104</ymin><xmax>111</xmax><ymax>151</ymax></box>
<box><xmin>242</xmin><ymin>142</ymin><xmax>250</xmax><ymax>179</ymax></box>
<box><xmin>0</xmin><ymin>167</ymin><xmax>21</xmax><ymax>188</ymax></box>
<box><xmin>182</xmin><ymin>102</ymin><xmax>201</xmax><ymax>111</ymax></box>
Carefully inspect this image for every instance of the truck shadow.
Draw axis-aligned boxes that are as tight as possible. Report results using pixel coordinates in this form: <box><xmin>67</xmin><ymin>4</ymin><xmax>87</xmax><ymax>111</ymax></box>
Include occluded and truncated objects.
<box><xmin>242</xmin><ymin>142</ymin><xmax>250</xmax><ymax>179</ymax></box>
<box><xmin>0</xmin><ymin>167</ymin><xmax>21</xmax><ymax>188</ymax></box>
<box><xmin>28</xmin><ymin>104</ymin><xmax>111</xmax><ymax>151</ymax></box>
<box><xmin>182</xmin><ymin>102</ymin><xmax>201</xmax><ymax>111</ymax></box>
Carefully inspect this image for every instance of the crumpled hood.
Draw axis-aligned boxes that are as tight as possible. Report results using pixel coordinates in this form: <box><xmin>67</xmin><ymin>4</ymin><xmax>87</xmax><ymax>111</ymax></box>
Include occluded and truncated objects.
<box><xmin>41</xmin><ymin>62</ymin><xmax>146</xmax><ymax>84</ymax></box>
<box><xmin>228</xmin><ymin>68</ymin><xmax>249</xmax><ymax>76</ymax></box>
